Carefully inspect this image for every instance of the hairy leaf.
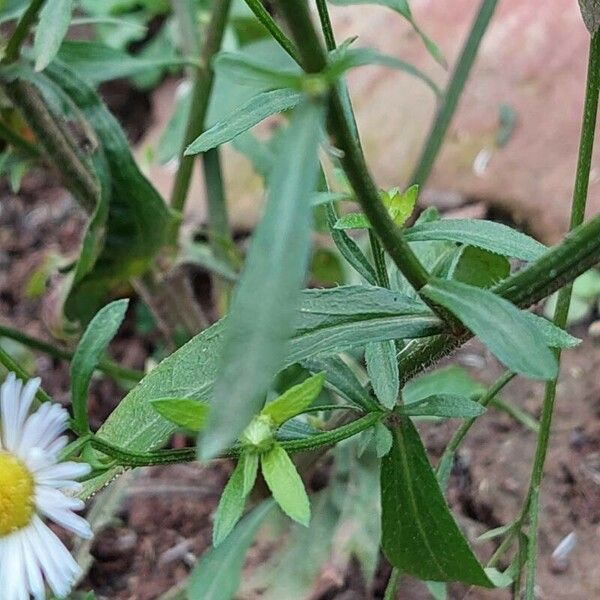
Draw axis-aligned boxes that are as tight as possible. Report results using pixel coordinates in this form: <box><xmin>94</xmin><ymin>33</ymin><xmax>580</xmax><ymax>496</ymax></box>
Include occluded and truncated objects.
<box><xmin>366</xmin><ymin>341</ymin><xmax>399</xmax><ymax>409</ymax></box>
<box><xmin>70</xmin><ymin>299</ymin><xmax>128</xmax><ymax>432</ymax></box>
<box><xmin>33</xmin><ymin>0</ymin><xmax>73</xmax><ymax>72</ymax></box>
<box><xmin>400</xmin><ymin>394</ymin><xmax>486</xmax><ymax>418</ymax></box>
<box><xmin>405</xmin><ymin>219</ymin><xmax>546</xmax><ymax>261</ymax></box>
<box><xmin>423</xmin><ymin>279</ymin><xmax>557</xmax><ymax>379</ymax></box>
<box><xmin>150</xmin><ymin>398</ymin><xmax>209</xmax><ymax>432</ymax></box>
<box><xmin>186</xmin><ymin>88</ymin><xmax>302</xmax><ymax>154</ymax></box>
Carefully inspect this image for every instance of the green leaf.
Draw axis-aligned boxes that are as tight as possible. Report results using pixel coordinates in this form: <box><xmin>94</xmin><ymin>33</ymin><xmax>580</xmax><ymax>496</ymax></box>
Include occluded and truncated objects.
<box><xmin>70</xmin><ymin>299</ymin><xmax>128</xmax><ymax>433</ymax></box>
<box><xmin>400</xmin><ymin>394</ymin><xmax>486</xmax><ymax>418</ymax></box>
<box><xmin>200</xmin><ymin>101</ymin><xmax>324</xmax><ymax>459</ymax></box>
<box><xmin>385</xmin><ymin>184</ymin><xmax>418</xmax><ymax>225</ymax></box>
<box><xmin>579</xmin><ymin>0</ymin><xmax>600</xmax><ymax>34</ymax></box>
<box><xmin>33</xmin><ymin>0</ymin><xmax>73</xmax><ymax>72</ymax></box>
<box><xmin>326</xmin><ymin>47</ymin><xmax>441</xmax><ymax>96</ymax></box>
<box><xmin>302</xmin><ymin>356</ymin><xmax>376</xmax><ymax>411</ymax></box>
<box><xmin>523</xmin><ymin>313</ymin><xmax>580</xmax><ymax>349</ymax></box>
<box><xmin>448</xmin><ymin>246</ymin><xmax>510</xmax><ymax>288</ymax></box>
<box><xmin>213</xmin><ymin>455</ymin><xmax>256</xmax><ymax>546</ymax></box>
<box><xmin>213</xmin><ymin>51</ymin><xmax>303</xmax><ymax>90</ymax></box>
<box><xmin>56</xmin><ymin>41</ymin><xmax>188</xmax><ymax>85</ymax></box>
<box><xmin>422</xmin><ymin>279</ymin><xmax>557</xmax><ymax>380</ymax></box>
<box><xmin>261</xmin><ymin>444</ymin><xmax>310</xmax><ymax>526</ymax></box>
<box><xmin>334</xmin><ymin>212</ymin><xmax>371</xmax><ymax>230</ymax></box>
<box><xmin>366</xmin><ymin>341</ymin><xmax>399</xmax><ymax>409</ymax></box>
<box><xmin>261</xmin><ymin>372</ymin><xmax>325</xmax><ymax>426</ymax></box>
<box><xmin>185</xmin><ymin>88</ymin><xmax>302</xmax><ymax>154</ymax></box>
<box><xmin>81</xmin><ymin>286</ymin><xmax>441</xmax><ymax>498</ymax></box>
<box><xmin>326</xmin><ymin>203</ymin><xmax>377</xmax><ymax>284</ymax></box>
<box><xmin>150</xmin><ymin>398</ymin><xmax>209</xmax><ymax>432</ymax></box>
<box><xmin>381</xmin><ymin>418</ymin><xmax>496</xmax><ymax>586</ymax></box>
<box><xmin>373</xmin><ymin>421</ymin><xmax>393</xmax><ymax>457</ymax></box>
<box><xmin>404</xmin><ymin>219</ymin><xmax>546</xmax><ymax>261</ymax></box>
<box><xmin>404</xmin><ymin>366</ymin><xmax>484</xmax><ymax>404</ymax></box>
<box><xmin>188</xmin><ymin>500</ymin><xmax>274</xmax><ymax>600</ymax></box>
<box><xmin>328</xmin><ymin>0</ymin><xmax>446</xmax><ymax>67</ymax></box>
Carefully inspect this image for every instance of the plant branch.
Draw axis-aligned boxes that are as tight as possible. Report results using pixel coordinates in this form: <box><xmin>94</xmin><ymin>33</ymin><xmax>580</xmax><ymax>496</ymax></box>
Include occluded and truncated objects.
<box><xmin>410</xmin><ymin>0</ymin><xmax>499</xmax><ymax>187</ymax></box>
<box><xmin>0</xmin><ymin>322</ymin><xmax>143</xmax><ymax>382</ymax></box>
<box><xmin>523</xmin><ymin>29</ymin><xmax>600</xmax><ymax>599</ymax></box>
<box><xmin>0</xmin><ymin>345</ymin><xmax>52</xmax><ymax>403</ymax></box>
<box><xmin>169</xmin><ymin>0</ymin><xmax>232</xmax><ymax>220</ymax></box>
<box><xmin>2</xmin><ymin>0</ymin><xmax>45</xmax><ymax>64</ymax></box>
<box><xmin>0</xmin><ymin>120</ymin><xmax>40</xmax><ymax>158</ymax></box>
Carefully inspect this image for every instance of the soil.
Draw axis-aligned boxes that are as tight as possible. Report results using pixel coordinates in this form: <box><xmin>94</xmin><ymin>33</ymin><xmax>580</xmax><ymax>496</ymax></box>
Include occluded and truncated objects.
<box><xmin>1</xmin><ymin>107</ymin><xmax>599</xmax><ymax>600</ymax></box>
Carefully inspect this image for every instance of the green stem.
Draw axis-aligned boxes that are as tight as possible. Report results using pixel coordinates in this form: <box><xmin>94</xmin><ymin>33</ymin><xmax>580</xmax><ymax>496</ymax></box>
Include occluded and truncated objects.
<box><xmin>242</xmin><ymin>0</ymin><xmax>299</xmax><ymax>61</ymax></box>
<box><xmin>315</xmin><ymin>0</ymin><xmax>336</xmax><ymax>51</ymax></box>
<box><xmin>90</xmin><ymin>412</ymin><xmax>382</xmax><ymax>467</ymax></box>
<box><xmin>276</xmin><ymin>0</ymin><xmax>438</xmax><ymax>303</ymax></box>
<box><xmin>383</xmin><ymin>568</ymin><xmax>401</xmax><ymax>600</ymax></box>
<box><xmin>0</xmin><ymin>345</ymin><xmax>53</xmax><ymax>403</ymax></box>
<box><xmin>170</xmin><ymin>0</ymin><xmax>232</xmax><ymax>219</ymax></box>
<box><xmin>0</xmin><ymin>120</ymin><xmax>40</xmax><ymax>158</ymax></box>
<box><xmin>523</xmin><ymin>29</ymin><xmax>600</xmax><ymax>600</ymax></box>
<box><xmin>0</xmin><ymin>323</ymin><xmax>143</xmax><ymax>382</ymax></box>
<box><xmin>2</xmin><ymin>0</ymin><xmax>45</xmax><ymax>64</ymax></box>
<box><xmin>437</xmin><ymin>371</ymin><xmax>515</xmax><ymax>483</ymax></box>
<box><xmin>410</xmin><ymin>0</ymin><xmax>499</xmax><ymax>187</ymax></box>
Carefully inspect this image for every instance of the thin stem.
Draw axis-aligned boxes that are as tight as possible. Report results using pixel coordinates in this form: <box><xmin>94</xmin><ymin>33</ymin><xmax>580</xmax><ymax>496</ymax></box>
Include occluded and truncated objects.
<box><xmin>437</xmin><ymin>371</ymin><xmax>515</xmax><ymax>481</ymax></box>
<box><xmin>384</xmin><ymin>567</ymin><xmax>401</xmax><ymax>600</ymax></box>
<box><xmin>523</xmin><ymin>29</ymin><xmax>600</xmax><ymax>600</ymax></box>
<box><xmin>410</xmin><ymin>0</ymin><xmax>499</xmax><ymax>187</ymax></box>
<box><xmin>170</xmin><ymin>0</ymin><xmax>232</xmax><ymax>219</ymax></box>
<box><xmin>243</xmin><ymin>0</ymin><xmax>299</xmax><ymax>62</ymax></box>
<box><xmin>0</xmin><ymin>323</ymin><xmax>143</xmax><ymax>382</ymax></box>
<box><xmin>0</xmin><ymin>345</ymin><xmax>53</xmax><ymax>403</ymax></box>
<box><xmin>315</xmin><ymin>0</ymin><xmax>336</xmax><ymax>51</ymax></box>
<box><xmin>2</xmin><ymin>0</ymin><xmax>45</xmax><ymax>64</ymax></box>
<box><xmin>276</xmin><ymin>0</ymin><xmax>438</xmax><ymax>303</ymax></box>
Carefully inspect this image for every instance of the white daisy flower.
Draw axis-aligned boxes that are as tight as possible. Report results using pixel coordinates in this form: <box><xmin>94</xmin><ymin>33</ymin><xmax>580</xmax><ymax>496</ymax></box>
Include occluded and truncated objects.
<box><xmin>0</xmin><ymin>373</ymin><xmax>92</xmax><ymax>600</ymax></box>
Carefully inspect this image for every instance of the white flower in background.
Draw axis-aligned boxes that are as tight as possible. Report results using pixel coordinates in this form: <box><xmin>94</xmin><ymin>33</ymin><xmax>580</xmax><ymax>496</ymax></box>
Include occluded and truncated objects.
<box><xmin>0</xmin><ymin>373</ymin><xmax>92</xmax><ymax>600</ymax></box>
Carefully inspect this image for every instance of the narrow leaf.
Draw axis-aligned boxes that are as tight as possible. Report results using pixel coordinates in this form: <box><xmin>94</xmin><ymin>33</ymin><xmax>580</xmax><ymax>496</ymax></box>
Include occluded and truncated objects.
<box><xmin>448</xmin><ymin>246</ymin><xmax>510</xmax><ymax>288</ymax></box>
<box><xmin>334</xmin><ymin>212</ymin><xmax>371</xmax><ymax>230</ymax></box>
<box><xmin>261</xmin><ymin>372</ymin><xmax>326</xmax><ymax>426</ymax></box>
<box><xmin>70</xmin><ymin>299</ymin><xmax>128</xmax><ymax>432</ymax></box>
<box><xmin>188</xmin><ymin>500</ymin><xmax>274</xmax><ymax>600</ymax></box>
<box><xmin>185</xmin><ymin>89</ymin><xmax>302</xmax><ymax>154</ymax></box>
<box><xmin>422</xmin><ymin>279</ymin><xmax>557</xmax><ymax>380</ymax></box>
<box><xmin>404</xmin><ymin>366</ymin><xmax>483</xmax><ymax>404</ymax></box>
<box><xmin>261</xmin><ymin>444</ymin><xmax>310</xmax><ymax>526</ymax></box>
<box><xmin>523</xmin><ymin>313</ymin><xmax>581</xmax><ymax>348</ymax></box>
<box><xmin>381</xmin><ymin>418</ymin><xmax>496</xmax><ymax>586</ymax></box>
<box><xmin>373</xmin><ymin>422</ymin><xmax>393</xmax><ymax>457</ymax></box>
<box><xmin>150</xmin><ymin>398</ymin><xmax>209</xmax><ymax>432</ymax></box>
<box><xmin>213</xmin><ymin>458</ymin><xmax>246</xmax><ymax>547</ymax></box>
<box><xmin>366</xmin><ymin>341</ymin><xmax>399</xmax><ymax>409</ymax></box>
<box><xmin>33</xmin><ymin>0</ymin><xmax>73</xmax><ymax>72</ymax></box>
<box><xmin>405</xmin><ymin>219</ymin><xmax>546</xmax><ymax>261</ymax></box>
<box><xmin>201</xmin><ymin>101</ymin><xmax>324</xmax><ymax>459</ymax></box>
<box><xmin>242</xmin><ymin>453</ymin><xmax>259</xmax><ymax>497</ymax></box>
<box><xmin>400</xmin><ymin>394</ymin><xmax>486</xmax><ymax>418</ymax></box>
<box><xmin>579</xmin><ymin>0</ymin><xmax>600</xmax><ymax>34</ymax></box>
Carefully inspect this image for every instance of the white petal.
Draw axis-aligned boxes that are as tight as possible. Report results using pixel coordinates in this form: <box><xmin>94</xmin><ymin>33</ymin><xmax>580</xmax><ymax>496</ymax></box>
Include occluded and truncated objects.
<box><xmin>27</xmin><ymin>516</ymin><xmax>81</xmax><ymax>597</ymax></box>
<box><xmin>18</xmin><ymin>530</ymin><xmax>45</xmax><ymax>600</ymax></box>
<box><xmin>1</xmin><ymin>372</ymin><xmax>19</xmax><ymax>451</ymax></box>
<box><xmin>36</xmin><ymin>485</ymin><xmax>85</xmax><ymax>513</ymax></box>
<box><xmin>17</xmin><ymin>403</ymin><xmax>68</xmax><ymax>459</ymax></box>
<box><xmin>35</xmin><ymin>487</ymin><xmax>92</xmax><ymax>539</ymax></box>
<box><xmin>35</xmin><ymin>461</ymin><xmax>91</xmax><ymax>485</ymax></box>
<box><xmin>0</xmin><ymin>533</ymin><xmax>29</xmax><ymax>600</ymax></box>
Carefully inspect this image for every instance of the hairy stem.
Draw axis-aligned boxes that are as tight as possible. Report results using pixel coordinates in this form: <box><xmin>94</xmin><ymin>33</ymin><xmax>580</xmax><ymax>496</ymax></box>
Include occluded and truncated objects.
<box><xmin>410</xmin><ymin>0</ymin><xmax>499</xmax><ymax>186</ymax></box>
<box><xmin>523</xmin><ymin>29</ymin><xmax>600</xmax><ymax>599</ymax></box>
<box><xmin>0</xmin><ymin>345</ymin><xmax>52</xmax><ymax>403</ymax></box>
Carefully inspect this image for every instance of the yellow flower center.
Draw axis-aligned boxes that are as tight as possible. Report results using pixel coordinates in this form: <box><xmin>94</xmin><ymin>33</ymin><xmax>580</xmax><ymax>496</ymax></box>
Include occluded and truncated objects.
<box><xmin>0</xmin><ymin>451</ymin><xmax>35</xmax><ymax>536</ymax></box>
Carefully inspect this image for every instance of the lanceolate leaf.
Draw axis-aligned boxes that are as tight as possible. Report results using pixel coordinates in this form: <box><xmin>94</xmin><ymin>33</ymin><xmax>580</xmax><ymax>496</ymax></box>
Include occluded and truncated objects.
<box><xmin>404</xmin><ymin>219</ymin><xmax>546</xmax><ymax>261</ymax></box>
<box><xmin>366</xmin><ymin>341</ymin><xmax>399</xmax><ymax>409</ymax></box>
<box><xmin>262</xmin><ymin>372</ymin><xmax>325</xmax><ymax>426</ymax></box>
<box><xmin>399</xmin><ymin>394</ymin><xmax>486</xmax><ymax>418</ymax></box>
<box><xmin>33</xmin><ymin>0</ymin><xmax>73</xmax><ymax>72</ymax></box>
<box><xmin>213</xmin><ymin>52</ymin><xmax>302</xmax><ymax>89</ymax></box>
<box><xmin>185</xmin><ymin>89</ymin><xmax>302</xmax><ymax>154</ymax></box>
<box><xmin>381</xmin><ymin>418</ymin><xmax>497</xmax><ymax>586</ymax></box>
<box><xmin>150</xmin><ymin>398</ymin><xmax>209</xmax><ymax>432</ymax></box>
<box><xmin>422</xmin><ymin>279</ymin><xmax>557</xmax><ymax>380</ymax></box>
<box><xmin>261</xmin><ymin>444</ymin><xmax>310</xmax><ymax>526</ymax></box>
<box><xmin>403</xmin><ymin>366</ymin><xmax>484</xmax><ymax>404</ymax></box>
<box><xmin>70</xmin><ymin>299</ymin><xmax>128</xmax><ymax>433</ymax></box>
<box><xmin>200</xmin><ymin>101</ymin><xmax>324</xmax><ymax>459</ymax></box>
<box><xmin>448</xmin><ymin>246</ymin><xmax>510</xmax><ymax>288</ymax></box>
<box><xmin>188</xmin><ymin>500</ymin><xmax>275</xmax><ymax>600</ymax></box>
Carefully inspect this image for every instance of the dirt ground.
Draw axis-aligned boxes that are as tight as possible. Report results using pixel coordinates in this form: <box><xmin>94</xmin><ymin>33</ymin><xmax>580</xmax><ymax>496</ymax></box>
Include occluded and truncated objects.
<box><xmin>1</xmin><ymin>110</ymin><xmax>599</xmax><ymax>600</ymax></box>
